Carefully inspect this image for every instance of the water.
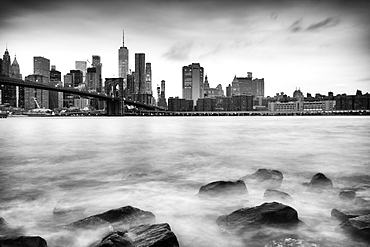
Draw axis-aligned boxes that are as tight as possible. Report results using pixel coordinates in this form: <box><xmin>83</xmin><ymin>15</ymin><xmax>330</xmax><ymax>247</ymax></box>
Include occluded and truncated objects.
<box><xmin>0</xmin><ymin>116</ymin><xmax>369</xmax><ymax>246</ymax></box>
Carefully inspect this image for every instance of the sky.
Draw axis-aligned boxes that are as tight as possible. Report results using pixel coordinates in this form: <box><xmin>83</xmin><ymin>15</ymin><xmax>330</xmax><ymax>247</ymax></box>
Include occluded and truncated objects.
<box><xmin>0</xmin><ymin>0</ymin><xmax>369</xmax><ymax>98</ymax></box>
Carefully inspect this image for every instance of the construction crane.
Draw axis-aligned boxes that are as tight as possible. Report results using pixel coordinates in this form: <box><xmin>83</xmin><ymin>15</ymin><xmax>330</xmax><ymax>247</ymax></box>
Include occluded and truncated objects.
<box><xmin>32</xmin><ymin>97</ymin><xmax>41</xmax><ymax>109</ymax></box>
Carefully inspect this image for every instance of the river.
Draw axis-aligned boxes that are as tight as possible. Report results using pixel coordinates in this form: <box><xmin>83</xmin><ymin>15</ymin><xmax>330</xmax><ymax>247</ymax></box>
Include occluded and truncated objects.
<box><xmin>0</xmin><ymin>116</ymin><xmax>369</xmax><ymax>246</ymax></box>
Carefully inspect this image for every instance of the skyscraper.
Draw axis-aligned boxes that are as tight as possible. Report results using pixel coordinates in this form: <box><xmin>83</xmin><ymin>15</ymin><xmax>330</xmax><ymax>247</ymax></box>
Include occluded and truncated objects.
<box><xmin>118</xmin><ymin>30</ymin><xmax>129</xmax><ymax>81</ymax></box>
<box><xmin>92</xmin><ymin>55</ymin><xmax>102</xmax><ymax>92</ymax></box>
<box><xmin>33</xmin><ymin>56</ymin><xmax>50</xmax><ymax>78</ymax></box>
<box><xmin>49</xmin><ymin>66</ymin><xmax>63</xmax><ymax>110</ymax></box>
<box><xmin>86</xmin><ymin>67</ymin><xmax>98</xmax><ymax>92</ymax></box>
<box><xmin>145</xmin><ymin>62</ymin><xmax>152</xmax><ymax>94</ymax></box>
<box><xmin>75</xmin><ymin>61</ymin><xmax>87</xmax><ymax>83</ymax></box>
<box><xmin>11</xmin><ymin>55</ymin><xmax>22</xmax><ymax>107</ymax></box>
<box><xmin>182</xmin><ymin>63</ymin><xmax>204</xmax><ymax>104</ymax></box>
<box><xmin>134</xmin><ymin>53</ymin><xmax>145</xmax><ymax>94</ymax></box>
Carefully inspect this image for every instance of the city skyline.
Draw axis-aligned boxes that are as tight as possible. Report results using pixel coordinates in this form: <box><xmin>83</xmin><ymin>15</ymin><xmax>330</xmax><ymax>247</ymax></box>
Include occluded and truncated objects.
<box><xmin>1</xmin><ymin>0</ymin><xmax>369</xmax><ymax>98</ymax></box>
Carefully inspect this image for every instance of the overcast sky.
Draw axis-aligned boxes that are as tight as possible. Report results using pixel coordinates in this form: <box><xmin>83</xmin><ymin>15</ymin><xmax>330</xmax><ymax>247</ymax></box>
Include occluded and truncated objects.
<box><xmin>1</xmin><ymin>0</ymin><xmax>369</xmax><ymax>97</ymax></box>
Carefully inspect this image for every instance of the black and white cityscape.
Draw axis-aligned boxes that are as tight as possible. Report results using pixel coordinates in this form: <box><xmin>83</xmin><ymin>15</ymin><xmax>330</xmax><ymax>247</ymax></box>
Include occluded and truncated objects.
<box><xmin>0</xmin><ymin>1</ymin><xmax>370</xmax><ymax>247</ymax></box>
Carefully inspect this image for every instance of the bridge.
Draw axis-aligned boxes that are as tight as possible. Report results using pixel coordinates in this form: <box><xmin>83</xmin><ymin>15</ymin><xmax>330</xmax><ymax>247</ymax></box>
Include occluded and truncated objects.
<box><xmin>0</xmin><ymin>76</ymin><xmax>162</xmax><ymax>115</ymax></box>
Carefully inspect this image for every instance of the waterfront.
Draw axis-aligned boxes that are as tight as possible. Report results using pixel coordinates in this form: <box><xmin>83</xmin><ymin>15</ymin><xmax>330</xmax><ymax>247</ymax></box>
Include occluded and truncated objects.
<box><xmin>0</xmin><ymin>116</ymin><xmax>370</xmax><ymax>246</ymax></box>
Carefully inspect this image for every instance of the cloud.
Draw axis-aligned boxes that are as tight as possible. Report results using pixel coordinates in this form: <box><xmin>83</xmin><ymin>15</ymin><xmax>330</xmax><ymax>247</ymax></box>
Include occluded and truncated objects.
<box><xmin>289</xmin><ymin>19</ymin><xmax>303</xmax><ymax>33</ymax></box>
<box><xmin>356</xmin><ymin>77</ymin><xmax>370</xmax><ymax>82</ymax></box>
<box><xmin>162</xmin><ymin>42</ymin><xmax>193</xmax><ymax>61</ymax></box>
<box><xmin>306</xmin><ymin>17</ymin><xmax>340</xmax><ymax>31</ymax></box>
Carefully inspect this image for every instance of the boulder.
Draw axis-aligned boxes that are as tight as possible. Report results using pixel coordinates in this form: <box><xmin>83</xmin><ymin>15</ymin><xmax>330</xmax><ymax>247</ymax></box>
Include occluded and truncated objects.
<box><xmin>68</xmin><ymin>206</ymin><xmax>155</xmax><ymax>230</ymax></box>
<box><xmin>331</xmin><ymin>208</ymin><xmax>370</xmax><ymax>223</ymax></box>
<box><xmin>68</xmin><ymin>216</ymin><xmax>113</xmax><ymax>231</ymax></box>
<box><xmin>264</xmin><ymin>238</ymin><xmax>321</xmax><ymax>247</ymax></box>
<box><xmin>240</xmin><ymin>169</ymin><xmax>283</xmax><ymax>189</ymax></box>
<box><xmin>129</xmin><ymin>223</ymin><xmax>179</xmax><ymax>247</ymax></box>
<box><xmin>336</xmin><ymin>214</ymin><xmax>370</xmax><ymax>243</ymax></box>
<box><xmin>216</xmin><ymin>202</ymin><xmax>303</xmax><ymax>235</ymax></box>
<box><xmin>95</xmin><ymin>231</ymin><xmax>133</xmax><ymax>247</ymax></box>
<box><xmin>263</xmin><ymin>189</ymin><xmax>294</xmax><ymax>203</ymax></box>
<box><xmin>0</xmin><ymin>236</ymin><xmax>47</xmax><ymax>247</ymax></box>
<box><xmin>339</xmin><ymin>190</ymin><xmax>356</xmax><ymax>201</ymax></box>
<box><xmin>198</xmin><ymin>180</ymin><xmax>248</xmax><ymax>197</ymax></box>
<box><xmin>95</xmin><ymin>224</ymin><xmax>179</xmax><ymax>247</ymax></box>
<box><xmin>306</xmin><ymin>173</ymin><xmax>333</xmax><ymax>192</ymax></box>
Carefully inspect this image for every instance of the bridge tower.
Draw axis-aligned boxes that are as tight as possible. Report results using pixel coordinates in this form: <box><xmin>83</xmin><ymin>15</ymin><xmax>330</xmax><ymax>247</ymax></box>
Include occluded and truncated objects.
<box><xmin>105</xmin><ymin>78</ymin><xmax>125</xmax><ymax>115</ymax></box>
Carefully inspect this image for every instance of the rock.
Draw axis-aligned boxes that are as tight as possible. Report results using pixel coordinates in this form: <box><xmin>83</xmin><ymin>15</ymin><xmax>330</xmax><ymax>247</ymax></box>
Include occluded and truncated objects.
<box><xmin>263</xmin><ymin>189</ymin><xmax>294</xmax><ymax>203</ymax></box>
<box><xmin>339</xmin><ymin>190</ymin><xmax>356</xmax><ymax>201</ymax></box>
<box><xmin>0</xmin><ymin>236</ymin><xmax>47</xmax><ymax>247</ymax></box>
<box><xmin>240</xmin><ymin>169</ymin><xmax>283</xmax><ymax>189</ymax></box>
<box><xmin>68</xmin><ymin>216</ymin><xmax>113</xmax><ymax>231</ymax></box>
<box><xmin>306</xmin><ymin>173</ymin><xmax>333</xmax><ymax>192</ymax></box>
<box><xmin>94</xmin><ymin>206</ymin><xmax>156</xmax><ymax>229</ymax></box>
<box><xmin>129</xmin><ymin>223</ymin><xmax>179</xmax><ymax>247</ymax></box>
<box><xmin>95</xmin><ymin>231</ymin><xmax>133</xmax><ymax>247</ymax></box>
<box><xmin>264</xmin><ymin>238</ymin><xmax>321</xmax><ymax>247</ymax></box>
<box><xmin>216</xmin><ymin>202</ymin><xmax>303</xmax><ymax>235</ymax></box>
<box><xmin>68</xmin><ymin>206</ymin><xmax>155</xmax><ymax>231</ymax></box>
<box><xmin>336</xmin><ymin>214</ymin><xmax>370</xmax><ymax>243</ymax></box>
<box><xmin>95</xmin><ymin>224</ymin><xmax>179</xmax><ymax>247</ymax></box>
<box><xmin>331</xmin><ymin>208</ymin><xmax>370</xmax><ymax>223</ymax></box>
<box><xmin>198</xmin><ymin>180</ymin><xmax>248</xmax><ymax>197</ymax></box>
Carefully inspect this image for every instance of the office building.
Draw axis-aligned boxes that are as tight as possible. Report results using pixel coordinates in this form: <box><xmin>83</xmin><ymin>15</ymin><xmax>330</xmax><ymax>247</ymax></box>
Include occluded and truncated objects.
<box><xmin>135</xmin><ymin>53</ymin><xmax>145</xmax><ymax>94</ymax></box>
<box><xmin>86</xmin><ymin>67</ymin><xmax>98</xmax><ymax>92</ymax></box>
<box><xmin>49</xmin><ymin>66</ymin><xmax>63</xmax><ymax>110</ymax></box>
<box><xmin>0</xmin><ymin>48</ymin><xmax>17</xmax><ymax>106</ymax></box>
<box><xmin>118</xmin><ymin>30</ymin><xmax>129</xmax><ymax>81</ymax></box>
<box><xmin>34</xmin><ymin>56</ymin><xmax>50</xmax><ymax>78</ymax></box>
<box><xmin>182</xmin><ymin>63</ymin><xmax>204</xmax><ymax>105</ymax></box>
<box><xmin>158</xmin><ymin>80</ymin><xmax>167</xmax><ymax>109</ymax></box>
<box><xmin>230</xmin><ymin>73</ymin><xmax>264</xmax><ymax>97</ymax></box>
<box><xmin>92</xmin><ymin>55</ymin><xmax>102</xmax><ymax>92</ymax></box>
<box><xmin>203</xmin><ymin>75</ymin><xmax>224</xmax><ymax>98</ymax></box>
<box><xmin>75</xmin><ymin>61</ymin><xmax>87</xmax><ymax>83</ymax></box>
<box><xmin>145</xmin><ymin>62</ymin><xmax>152</xmax><ymax>94</ymax></box>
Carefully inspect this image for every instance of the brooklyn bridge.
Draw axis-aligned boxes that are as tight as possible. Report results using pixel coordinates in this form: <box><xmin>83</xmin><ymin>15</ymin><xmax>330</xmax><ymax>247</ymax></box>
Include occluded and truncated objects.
<box><xmin>0</xmin><ymin>76</ymin><xmax>162</xmax><ymax>115</ymax></box>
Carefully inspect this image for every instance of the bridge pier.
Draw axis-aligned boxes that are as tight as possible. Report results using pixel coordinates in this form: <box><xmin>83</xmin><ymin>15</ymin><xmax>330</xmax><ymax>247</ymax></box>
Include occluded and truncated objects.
<box><xmin>106</xmin><ymin>99</ymin><xmax>125</xmax><ymax>116</ymax></box>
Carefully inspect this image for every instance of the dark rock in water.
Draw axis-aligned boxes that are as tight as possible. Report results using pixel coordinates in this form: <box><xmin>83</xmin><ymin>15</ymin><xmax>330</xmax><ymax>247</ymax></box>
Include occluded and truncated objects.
<box><xmin>216</xmin><ymin>202</ymin><xmax>303</xmax><ymax>235</ymax></box>
<box><xmin>306</xmin><ymin>173</ymin><xmax>333</xmax><ymax>192</ymax></box>
<box><xmin>95</xmin><ymin>206</ymin><xmax>156</xmax><ymax>228</ymax></box>
<box><xmin>68</xmin><ymin>206</ymin><xmax>155</xmax><ymax>231</ymax></box>
<box><xmin>95</xmin><ymin>231</ymin><xmax>133</xmax><ymax>247</ymax></box>
<box><xmin>336</xmin><ymin>214</ymin><xmax>370</xmax><ymax>243</ymax></box>
<box><xmin>339</xmin><ymin>190</ymin><xmax>356</xmax><ymax>201</ymax></box>
<box><xmin>68</xmin><ymin>216</ymin><xmax>113</xmax><ymax>231</ymax></box>
<box><xmin>240</xmin><ymin>169</ymin><xmax>284</xmax><ymax>189</ymax></box>
<box><xmin>264</xmin><ymin>238</ymin><xmax>321</xmax><ymax>247</ymax></box>
<box><xmin>331</xmin><ymin>208</ymin><xmax>370</xmax><ymax>223</ymax></box>
<box><xmin>198</xmin><ymin>180</ymin><xmax>248</xmax><ymax>197</ymax></box>
<box><xmin>0</xmin><ymin>236</ymin><xmax>47</xmax><ymax>247</ymax></box>
<box><xmin>263</xmin><ymin>189</ymin><xmax>294</xmax><ymax>203</ymax></box>
<box><xmin>129</xmin><ymin>223</ymin><xmax>179</xmax><ymax>247</ymax></box>
<box><xmin>95</xmin><ymin>224</ymin><xmax>179</xmax><ymax>247</ymax></box>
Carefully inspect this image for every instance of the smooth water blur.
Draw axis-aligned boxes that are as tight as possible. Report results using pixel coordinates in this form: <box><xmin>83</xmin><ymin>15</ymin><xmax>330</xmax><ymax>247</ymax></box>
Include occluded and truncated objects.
<box><xmin>0</xmin><ymin>116</ymin><xmax>370</xmax><ymax>246</ymax></box>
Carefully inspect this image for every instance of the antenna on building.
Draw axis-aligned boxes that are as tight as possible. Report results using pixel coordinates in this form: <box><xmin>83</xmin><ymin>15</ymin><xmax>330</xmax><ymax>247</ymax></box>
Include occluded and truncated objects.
<box><xmin>122</xmin><ymin>30</ymin><xmax>125</xmax><ymax>47</ymax></box>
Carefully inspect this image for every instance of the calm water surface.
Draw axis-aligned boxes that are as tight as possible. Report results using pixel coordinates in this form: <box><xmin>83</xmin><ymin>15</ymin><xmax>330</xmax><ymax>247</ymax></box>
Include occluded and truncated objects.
<box><xmin>1</xmin><ymin>116</ymin><xmax>370</xmax><ymax>246</ymax></box>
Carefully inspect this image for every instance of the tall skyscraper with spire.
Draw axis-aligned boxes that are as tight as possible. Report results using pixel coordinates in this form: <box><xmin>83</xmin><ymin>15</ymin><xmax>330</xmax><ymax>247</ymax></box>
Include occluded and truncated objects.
<box><xmin>118</xmin><ymin>30</ymin><xmax>129</xmax><ymax>82</ymax></box>
<box><xmin>1</xmin><ymin>48</ymin><xmax>18</xmax><ymax>107</ymax></box>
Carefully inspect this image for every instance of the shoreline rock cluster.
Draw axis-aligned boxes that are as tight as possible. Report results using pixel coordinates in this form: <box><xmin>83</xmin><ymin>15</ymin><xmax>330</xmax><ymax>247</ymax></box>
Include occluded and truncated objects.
<box><xmin>1</xmin><ymin>169</ymin><xmax>369</xmax><ymax>247</ymax></box>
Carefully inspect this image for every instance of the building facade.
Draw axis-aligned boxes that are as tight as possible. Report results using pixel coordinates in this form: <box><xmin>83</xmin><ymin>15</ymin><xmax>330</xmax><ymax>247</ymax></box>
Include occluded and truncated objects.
<box><xmin>49</xmin><ymin>65</ymin><xmax>63</xmax><ymax>110</ymax></box>
<box><xmin>230</xmin><ymin>73</ymin><xmax>264</xmax><ymax>97</ymax></box>
<box><xmin>75</xmin><ymin>61</ymin><xmax>87</xmax><ymax>83</ymax></box>
<box><xmin>92</xmin><ymin>55</ymin><xmax>102</xmax><ymax>92</ymax></box>
<box><xmin>118</xmin><ymin>30</ymin><xmax>129</xmax><ymax>82</ymax></box>
<box><xmin>145</xmin><ymin>62</ymin><xmax>152</xmax><ymax>94</ymax></box>
<box><xmin>182</xmin><ymin>63</ymin><xmax>204</xmax><ymax>105</ymax></box>
<box><xmin>24</xmin><ymin>74</ymin><xmax>49</xmax><ymax>110</ymax></box>
<box><xmin>135</xmin><ymin>53</ymin><xmax>145</xmax><ymax>94</ymax></box>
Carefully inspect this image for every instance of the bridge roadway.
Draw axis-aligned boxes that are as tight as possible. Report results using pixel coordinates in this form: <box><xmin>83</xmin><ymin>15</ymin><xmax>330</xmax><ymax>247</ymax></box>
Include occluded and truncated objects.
<box><xmin>0</xmin><ymin>76</ymin><xmax>160</xmax><ymax>111</ymax></box>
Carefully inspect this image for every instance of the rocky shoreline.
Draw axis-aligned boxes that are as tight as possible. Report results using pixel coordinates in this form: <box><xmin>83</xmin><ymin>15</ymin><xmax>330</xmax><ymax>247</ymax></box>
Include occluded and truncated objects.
<box><xmin>1</xmin><ymin>169</ymin><xmax>369</xmax><ymax>247</ymax></box>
